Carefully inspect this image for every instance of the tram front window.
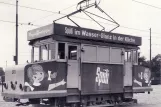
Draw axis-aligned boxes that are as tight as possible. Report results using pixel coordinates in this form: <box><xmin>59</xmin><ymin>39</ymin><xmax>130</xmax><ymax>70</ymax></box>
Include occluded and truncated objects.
<box><xmin>125</xmin><ymin>51</ymin><xmax>132</xmax><ymax>62</ymax></box>
<box><xmin>34</xmin><ymin>46</ymin><xmax>39</xmax><ymax>62</ymax></box>
<box><xmin>41</xmin><ymin>45</ymin><xmax>48</xmax><ymax>60</ymax></box>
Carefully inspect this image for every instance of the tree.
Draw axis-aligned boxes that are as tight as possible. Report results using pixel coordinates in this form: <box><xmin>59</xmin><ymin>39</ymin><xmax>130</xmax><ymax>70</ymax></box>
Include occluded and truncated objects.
<box><xmin>138</xmin><ymin>54</ymin><xmax>161</xmax><ymax>85</ymax></box>
<box><xmin>151</xmin><ymin>54</ymin><xmax>161</xmax><ymax>72</ymax></box>
<box><xmin>138</xmin><ymin>56</ymin><xmax>150</xmax><ymax>67</ymax></box>
<box><xmin>0</xmin><ymin>67</ymin><xmax>5</xmax><ymax>83</ymax></box>
<box><xmin>150</xmin><ymin>54</ymin><xmax>161</xmax><ymax>85</ymax></box>
<box><xmin>0</xmin><ymin>67</ymin><xmax>4</xmax><ymax>76</ymax></box>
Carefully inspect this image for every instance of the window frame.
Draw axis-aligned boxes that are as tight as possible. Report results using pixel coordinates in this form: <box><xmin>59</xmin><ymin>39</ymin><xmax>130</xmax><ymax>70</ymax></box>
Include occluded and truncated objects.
<box><xmin>31</xmin><ymin>42</ymin><xmax>56</xmax><ymax>62</ymax></box>
<box><xmin>68</xmin><ymin>45</ymin><xmax>78</xmax><ymax>60</ymax></box>
<box><xmin>125</xmin><ymin>49</ymin><xmax>138</xmax><ymax>65</ymax></box>
<box><xmin>40</xmin><ymin>44</ymin><xmax>48</xmax><ymax>61</ymax></box>
<box><xmin>132</xmin><ymin>50</ymin><xmax>138</xmax><ymax>65</ymax></box>
<box><xmin>110</xmin><ymin>47</ymin><xmax>124</xmax><ymax>64</ymax></box>
<box><xmin>81</xmin><ymin>44</ymin><xmax>124</xmax><ymax>65</ymax></box>
<box><xmin>97</xmin><ymin>46</ymin><xmax>110</xmax><ymax>63</ymax></box>
<box><xmin>81</xmin><ymin>44</ymin><xmax>97</xmax><ymax>62</ymax></box>
<box><xmin>56</xmin><ymin>42</ymin><xmax>67</xmax><ymax>62</ymax></box>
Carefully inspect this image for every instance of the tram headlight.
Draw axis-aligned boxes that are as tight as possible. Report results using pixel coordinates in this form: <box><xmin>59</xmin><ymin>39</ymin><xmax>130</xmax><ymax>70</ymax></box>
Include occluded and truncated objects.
<box><xmin>19</xmin><ymin>84</ymin><xmax>23</xmax><ymax>91</ymax></box>
<box><xmin>11</xmin><ymin>81</ymin><xmax>16</xmax><ymax>90</ymax></box>
<box><xmin>3</xmin><ymin>83</ymin><xmax>8</xmax><ymax>89</ymax></box>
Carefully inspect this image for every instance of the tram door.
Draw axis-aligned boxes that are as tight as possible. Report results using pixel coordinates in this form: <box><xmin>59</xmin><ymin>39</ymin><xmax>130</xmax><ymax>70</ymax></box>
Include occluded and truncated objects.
<box><xmin>124</xmin><ymin>50</ymin><xmax>133</xmax><ymax>87</ymax></box>
<box><xmin>67</xmin><ymin>44</ymin><xmax>80</xmax><ymax>89</ymax></box>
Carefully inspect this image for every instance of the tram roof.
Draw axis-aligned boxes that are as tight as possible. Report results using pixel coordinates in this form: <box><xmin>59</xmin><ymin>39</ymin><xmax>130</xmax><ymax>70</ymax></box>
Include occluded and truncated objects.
<box><xmin>27</xmin><ymin>23</ymin><xmax>142</xmax><ymax>46</ymax></box>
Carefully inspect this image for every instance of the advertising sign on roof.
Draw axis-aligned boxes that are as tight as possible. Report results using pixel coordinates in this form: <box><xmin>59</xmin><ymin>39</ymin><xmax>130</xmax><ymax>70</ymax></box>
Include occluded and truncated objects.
<box><xmin>54</xmin><ymin>23</ymin><xmax>142</xmax><ymax>46</ymax></box>
<box><xmin>27</xmin><ymin>24</ymin><xmax>53</xmax><ymax>41</ymax></box>
<box><xmin>27</xmin><ymin>23</ymin><xmax>141</xmax><ymax>46</ymax></box>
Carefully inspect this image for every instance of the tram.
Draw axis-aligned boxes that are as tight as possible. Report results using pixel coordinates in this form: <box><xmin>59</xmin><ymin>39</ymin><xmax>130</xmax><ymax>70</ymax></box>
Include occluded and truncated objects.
<box><xmin>2</xmin><ymin>23</ymin><xmax>152</xmax><ymax>107</ymax></box>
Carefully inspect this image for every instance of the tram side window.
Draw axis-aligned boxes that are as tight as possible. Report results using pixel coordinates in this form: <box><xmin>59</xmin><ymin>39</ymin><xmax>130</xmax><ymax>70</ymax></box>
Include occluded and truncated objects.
<box><xmin>82</xmin><ymin>45</ymin><xmax>97</xmax><ymax>62</ymax></box>
<box><xmin>110</xmin><ymin>48</ymin><xmax>122</xmax><ymax>63</ymax></box>
<box><xmin>97</xmin><ymin>46</ymin><xmax>110</xmax><ymax>62</ymax></box>
<box><xmin>58</xmin><ymin>43</ymin><xmax>65</xmax><ymax>59</ymax></box>
<box><xmin>34</xmin><ymin>46</ymin><xmax>39</xmax><ymax>62</ymax></box>
<box><xmin>41</xmin><ymin>45</ymin><xmax>48</xmax><ymax>60</ymax></box>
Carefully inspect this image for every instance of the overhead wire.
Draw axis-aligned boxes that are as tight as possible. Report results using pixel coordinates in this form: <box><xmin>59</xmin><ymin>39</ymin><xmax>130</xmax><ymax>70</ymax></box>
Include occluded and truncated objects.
<box><xmin>0</xmin><ymin>0</ymin><xmax>160</xmax><ymax>64</ymax></box>
<box><xmin>132</xmin><ymin>0</ymin><xmax>161</xmax><ymax>10</ymax></box>
<box><xmin>59</xmin><ymin>3</ymin><xmax>78</xmax><ymax>13</ymax></box>
<box><xmin>0</xmin><ymin>1</ymin><xmax>161</xmax><ymax>38</ymax></box>
<box><xmin>30</xmin><ymin>2</ymin><xmax>78</xmax><ymax>23</ymax></box>
<box><xmin>0</xmin><ymin>1</ymin><xmax>58</xmax><ymax>14</ymax></box>
<box><xmin>0</xmin><ymin>19</ymin><xmax>41</xmax><ymax>26</ymax></box>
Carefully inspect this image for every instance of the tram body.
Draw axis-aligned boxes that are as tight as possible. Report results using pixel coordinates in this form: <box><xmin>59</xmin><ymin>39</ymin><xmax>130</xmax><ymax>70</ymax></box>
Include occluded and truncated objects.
<box><xmin>2</xmin><ymin>23</ymin><xmax>152</xmax><ymax>106</ymax></box>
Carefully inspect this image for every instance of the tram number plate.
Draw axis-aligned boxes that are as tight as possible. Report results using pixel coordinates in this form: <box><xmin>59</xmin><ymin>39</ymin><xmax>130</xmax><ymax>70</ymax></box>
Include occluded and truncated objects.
<box><xmin>12</xmin><ymin>70</ymin><xmax>16</xmax><ymax>74</ymax></box>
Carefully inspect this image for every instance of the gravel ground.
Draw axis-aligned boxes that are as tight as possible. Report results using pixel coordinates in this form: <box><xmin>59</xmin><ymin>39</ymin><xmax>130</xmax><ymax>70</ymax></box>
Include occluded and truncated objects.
<box><xmin>0</xmin><ymin>85</ymin><xmax>161</xmax><ymax>107</ymax></box>
<box><xmin>131</xmin><ymin>85</ymin><xmax>161</xmax><ymax>107</ymax></box>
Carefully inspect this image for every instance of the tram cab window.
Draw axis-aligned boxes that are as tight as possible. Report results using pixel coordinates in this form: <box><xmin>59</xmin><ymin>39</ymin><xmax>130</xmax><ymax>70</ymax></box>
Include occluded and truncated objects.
<box><xmin>68</xmin><ymin>46</ymin><xmax>77</xmax><ymax>60</ymax></box>
<box><xmin>41</xmin><ymin>45</ymin><xmax>48</xmax><ymax>60</ymax></box>
<box><xmin>58</xmin><ymin>43</ymin><xmax>65</xmax><ymax>59</ymax></box>
<box><xmin>125</xmin><ymin>50</ymin><xmax>138</xmax><ymax>64</ymax></box>
<box><xmin>34</xmin><ymin>46</ymin><xmax>39</xmax><ymax>62</ymax></box>
<box><xmin>125</xmin><ymin>51</ymin><xmax>132</xmax><ymax>62</ymax></box>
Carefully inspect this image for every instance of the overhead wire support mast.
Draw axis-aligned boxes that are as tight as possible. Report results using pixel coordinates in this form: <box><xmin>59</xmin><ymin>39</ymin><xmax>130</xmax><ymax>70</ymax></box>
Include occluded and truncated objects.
<box><xmin>150</xmin><ymin>28</ymin><xmax>152</xmax><ymax>71</ymax></box>
<box><xmin>15</xmin><ymin>0</ymin><xmax>18</xmax><ymax>65</ymax></box>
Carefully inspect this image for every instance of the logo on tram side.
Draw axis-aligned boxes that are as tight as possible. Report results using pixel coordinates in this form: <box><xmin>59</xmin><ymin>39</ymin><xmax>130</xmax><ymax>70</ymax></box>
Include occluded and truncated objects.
<box><xmin>95</xmin><ymin>67</ymin><xmax>110</xmax><ymax>86</ymax></box>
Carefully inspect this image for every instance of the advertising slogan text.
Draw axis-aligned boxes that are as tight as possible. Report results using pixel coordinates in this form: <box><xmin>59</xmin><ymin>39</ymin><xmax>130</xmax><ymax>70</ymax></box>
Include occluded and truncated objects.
<box><xmin>64</xmin><ymin>26</ymin><xmax>136</xmax><ymax>44</ymax></box>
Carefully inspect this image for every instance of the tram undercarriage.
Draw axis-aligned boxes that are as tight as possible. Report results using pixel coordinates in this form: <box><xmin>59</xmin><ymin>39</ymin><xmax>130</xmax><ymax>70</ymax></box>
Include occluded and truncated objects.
<box><xmin>4</xmin><ymin>93</ymin><xmax>138</xmax><ymax>107</ymax></box>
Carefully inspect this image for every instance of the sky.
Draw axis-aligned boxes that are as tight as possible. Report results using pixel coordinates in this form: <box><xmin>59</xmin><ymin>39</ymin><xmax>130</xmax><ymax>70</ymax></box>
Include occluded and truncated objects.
<box><xmin>0</xmin><ymin>0</ymin><xmax>161</xmax><ymax>67</ymax></box>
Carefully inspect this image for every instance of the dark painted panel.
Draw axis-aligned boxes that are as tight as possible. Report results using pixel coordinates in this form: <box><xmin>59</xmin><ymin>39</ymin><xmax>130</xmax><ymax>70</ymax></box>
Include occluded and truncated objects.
<box><xmin>133</xmin><ymin>65</ymin><xmax>151</xmax><ymax>87</ymax></box>
<box><xmin>24</xmin><ymin>61</ymin><xmax>67</xmax><ymax>92</ymax></box>
<box><xmin>110</xmin><ymin>65</ymin><xmax>124</xmax><ymax>93</ymax></box>
<box><xmin>81</xmin><ymin>63</ymin><xmax>123</xmax><ymax>94</ymax></box>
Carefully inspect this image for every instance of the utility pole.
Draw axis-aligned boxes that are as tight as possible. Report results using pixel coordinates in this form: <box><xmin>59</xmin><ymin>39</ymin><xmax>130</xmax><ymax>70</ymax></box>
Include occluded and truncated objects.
<box><xmin>150</xmin><ymin>28</ymin><xmax>151</xmax><ymax>68</ymax></box>
<box><xmin>150</xmin><ymin>28</ymin><xmax>153</xmax><ymax>83</ymax></box>
<box><xmin>14</xmin><ymin>0</ymin><xmax>18</xmax><ymax>65</ymax></box>
<box><xmin>150</xmin><ymin>28</ymin><xmax>151</xmax><ymax>65</ymax></box>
